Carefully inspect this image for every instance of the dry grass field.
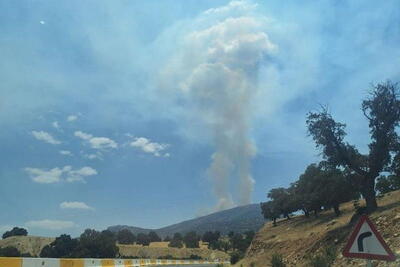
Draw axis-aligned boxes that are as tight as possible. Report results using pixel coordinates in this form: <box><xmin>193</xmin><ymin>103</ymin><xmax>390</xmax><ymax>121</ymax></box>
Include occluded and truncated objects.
<box><xmin>237</xmin><ymin>190</ymin><xmax>400</xmax><ymax>267</ymax></box>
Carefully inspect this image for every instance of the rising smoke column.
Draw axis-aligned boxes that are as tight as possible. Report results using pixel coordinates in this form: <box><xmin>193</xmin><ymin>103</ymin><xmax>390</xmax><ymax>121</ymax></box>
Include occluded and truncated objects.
<box><xmin>167</xmin><ymin>2</ymin><xmax>276</xmax><ymax>211</ymax></box>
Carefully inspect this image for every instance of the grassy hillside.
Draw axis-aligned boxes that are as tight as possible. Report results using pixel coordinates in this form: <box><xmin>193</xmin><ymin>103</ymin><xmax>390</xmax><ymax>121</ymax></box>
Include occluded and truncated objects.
<box><xmin>109</xmin><ymin>203</ymin><xmax>265</xmax><ymax>237</ymax></box>
<box><xmin>237</xmin><ymin>190</ymin><xmax>400</xmax><ymax>267</ymax></box>
<box><xmin>0</xmin><ymin>236</ymin><xmax>54</xmax><ymax>256</ymax></box>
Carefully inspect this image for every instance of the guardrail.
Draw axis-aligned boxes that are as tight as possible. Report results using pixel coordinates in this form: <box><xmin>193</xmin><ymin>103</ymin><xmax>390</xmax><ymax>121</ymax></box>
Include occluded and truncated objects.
<box><xmin>0</xmin><ymin>257</ymin><xmax>230</xmax><ymax>266</ymax></box>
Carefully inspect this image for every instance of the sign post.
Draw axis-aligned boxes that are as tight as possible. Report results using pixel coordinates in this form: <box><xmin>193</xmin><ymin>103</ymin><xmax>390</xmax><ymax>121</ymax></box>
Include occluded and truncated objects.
<box><xmin>342</xmin><ymin>215</ymin><xmax>396</xmax><ymax>265</ymax></box>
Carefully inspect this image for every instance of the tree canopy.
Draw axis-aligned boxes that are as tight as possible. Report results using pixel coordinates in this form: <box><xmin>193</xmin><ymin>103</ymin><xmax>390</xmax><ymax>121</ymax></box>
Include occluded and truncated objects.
<box><xmin>116</xmin><ymin>229</ymin><xmax>136</xmax><ymax>245</ymax></box>
<box><xmin>306</xmin><ymin>81</ymin><xmax>400</xmax><ymax>212</ymax></box>
<box><xmin>2</xmin><ymin>227</ymin><xmax>28</xmax><ymax>239</ymax></box>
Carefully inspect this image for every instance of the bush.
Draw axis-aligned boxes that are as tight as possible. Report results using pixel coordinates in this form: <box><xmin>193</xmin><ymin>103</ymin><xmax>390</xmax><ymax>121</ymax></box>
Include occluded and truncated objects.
<box><xmin>308</xmin><ymin>246</ymin><xmax>336</xmax><ymax>267</ymax></box>
<box><xmin>229</xmin><ymin>250</ymin><xmax>244</xmax><ymax>264</ymax></box>
<box><xmin>271</xmin><ymin>253</ymin><xmax>286</xmax><ymax>267</ymax></box>
<box><xmin>168</xmin><ymin>237</ymin><xmax>183</xmax><ymax>248</ymax></box>
<box><xmin>0</xmin><ymin>246</ymin><xmax>21</xmax><ymax>257</ymax></box>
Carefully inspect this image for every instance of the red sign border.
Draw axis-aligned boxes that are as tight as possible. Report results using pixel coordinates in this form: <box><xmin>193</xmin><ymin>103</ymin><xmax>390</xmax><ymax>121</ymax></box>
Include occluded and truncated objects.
<box><xmin>342</xmin><ymin>215</ymin><xmax>396</xmax><ymax>261</ymax></box>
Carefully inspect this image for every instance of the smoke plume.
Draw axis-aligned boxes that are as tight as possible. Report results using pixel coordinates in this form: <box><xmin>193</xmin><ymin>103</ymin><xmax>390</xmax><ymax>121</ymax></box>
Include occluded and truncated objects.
<box><xmin>164</xmin><ymin>1</ymin><xmax>276</xmax><ymax>211</ymax></box>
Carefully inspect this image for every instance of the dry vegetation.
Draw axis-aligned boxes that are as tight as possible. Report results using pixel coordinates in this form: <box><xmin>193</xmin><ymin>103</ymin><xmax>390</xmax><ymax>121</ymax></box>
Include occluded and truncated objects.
<box><xmin>0</xmin><ymin>236</ymin><xmax>54</xmax><ymax>256</ymax></box>
<box><xmin>0</xmin><ymin>236</ymin><xmax>226</xmax><ymax>260</ymax></box>
<box><xmin>237</xmin><ymin>190</ymin><xmax>400</xmax><ymax>267</ymax></box>
<box><xmin>118</xmin><ymin>243</ymin><xmax>229</xmax><ymax>260</ymax></box>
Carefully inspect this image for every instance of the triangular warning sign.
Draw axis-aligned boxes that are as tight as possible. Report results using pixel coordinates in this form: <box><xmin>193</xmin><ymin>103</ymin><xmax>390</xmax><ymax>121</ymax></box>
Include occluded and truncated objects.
<box><xmin>343</xmin><ymin>215</ymin><xmax>396</xmax><ymax>261</ymax></box>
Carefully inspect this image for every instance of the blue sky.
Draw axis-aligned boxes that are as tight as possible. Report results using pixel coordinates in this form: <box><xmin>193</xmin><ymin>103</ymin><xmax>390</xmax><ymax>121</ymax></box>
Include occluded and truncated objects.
<box><xmin>0</xmin><ymin>0</ymin><xmax>399</xmax><ymax>237</ymax></box>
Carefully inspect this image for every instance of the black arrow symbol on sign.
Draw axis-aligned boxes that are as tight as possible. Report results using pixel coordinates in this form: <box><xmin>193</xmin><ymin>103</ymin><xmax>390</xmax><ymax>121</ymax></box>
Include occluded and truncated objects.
<box><xmin>357</xmin><ymin>231</ymin><xmax>372</xmax><ymax>252</ymax></box>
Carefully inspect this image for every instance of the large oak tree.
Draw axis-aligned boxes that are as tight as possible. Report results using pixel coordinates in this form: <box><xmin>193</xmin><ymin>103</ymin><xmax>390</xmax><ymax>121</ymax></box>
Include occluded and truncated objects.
<box><xmin>306</xmin><ymin>81</ymin><xmax>400</xmax><ymax>212</ymax></box>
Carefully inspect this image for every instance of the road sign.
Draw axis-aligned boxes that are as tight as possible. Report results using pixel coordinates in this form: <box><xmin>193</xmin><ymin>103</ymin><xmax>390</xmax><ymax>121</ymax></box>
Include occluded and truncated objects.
<box><xmin>343</xmin><ymin>215</ymin><xmax>396</xmax><ymax>261</ymax></box>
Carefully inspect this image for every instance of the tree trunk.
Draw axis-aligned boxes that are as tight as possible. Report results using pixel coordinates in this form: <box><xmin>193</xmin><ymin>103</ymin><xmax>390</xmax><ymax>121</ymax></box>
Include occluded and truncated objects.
<box><xmin>333</xmin><ymin>203</ymin><xmax>340</xmax><ymax>216</ymax></box>
<box><xmin>272</xmin><ymin>218</ymin><xmax>277</xmax><ymax>227</ymax></box>
<box><xmin>303</xmin><ymin>209</ymin><xmax>309</xmax><ymax>217</ymax></box>
<box><xmin>362</xmin><ymin>178</ymin><xmax>378</xmax><ymax>213</ymax></box>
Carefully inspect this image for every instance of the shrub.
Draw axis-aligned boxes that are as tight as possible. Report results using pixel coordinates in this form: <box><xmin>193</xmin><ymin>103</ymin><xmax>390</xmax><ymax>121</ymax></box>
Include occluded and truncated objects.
<box><xmin>308</xmin><ymin>246</ymin><xmax>336</xmax><ymax>267</ymax></box>
<box><xmin>0</xmin><ymin>246</ymin><xmax>21</xmax><ymax>257</ymax></box>
<box><xmin>189</xmin><ymin>254</ymin><xmax>202</xmax><ymax>259</ymax></box>
<box><xmin>229</xmin><ymin>250</ymin><xmax>244</xmax><ymax>264</ymax></box>
<box><xmin>271</xmin><ymin>253</ymin><xmax>286</xmax><ymax>267</ymax></box>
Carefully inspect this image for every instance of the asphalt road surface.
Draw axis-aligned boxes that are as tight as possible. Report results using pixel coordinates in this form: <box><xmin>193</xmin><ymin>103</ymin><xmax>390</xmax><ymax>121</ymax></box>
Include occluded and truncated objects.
<box><xmin>158</xmin><ymin>265</ymin><xmax>222</xmax><ymax>267</ymax></box>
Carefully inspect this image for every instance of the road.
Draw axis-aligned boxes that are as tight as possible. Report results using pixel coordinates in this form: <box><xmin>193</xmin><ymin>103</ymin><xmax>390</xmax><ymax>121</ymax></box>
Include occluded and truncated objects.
<box><xmin>155</xmin><ymin>265</ymin><xmax>222</xmax><ymax>267</ymax></box>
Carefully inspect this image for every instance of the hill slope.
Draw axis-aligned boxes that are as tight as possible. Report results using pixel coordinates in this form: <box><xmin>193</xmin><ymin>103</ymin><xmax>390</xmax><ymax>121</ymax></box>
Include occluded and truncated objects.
<box><xmin>0</xmin><ymin>236</ymin><xmax>54</xmax><ymax>256</ymax></box>
<box><xmin>108</xmin><ymin>203</ymin><xmax>264</xmax><ymax>237</ymax></box>
<box><xmin>238</xmin><ymin>190</ymin><xmax>400</xmax><ymax>267</ymax></box>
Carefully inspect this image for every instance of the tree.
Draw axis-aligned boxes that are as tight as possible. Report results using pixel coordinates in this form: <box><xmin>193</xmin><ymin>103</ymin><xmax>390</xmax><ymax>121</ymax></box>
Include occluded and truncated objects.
<box><xmin>116</xmin><ymin>229</ymin><xmax>136</xmax><ymax>245</ymax></box>
<box><xmin>244</xmin><ymin>231</ymin><xmax>255</xmax><ymax>244</ymax></box>
<box><xmin>183</xmin><ymin>231</ymin><xmax>199</xmax><ymax>248</ymax></box>
<box><xmin>295</xmin><ymin>164</ymin><xmax>328</xmax><ymax>216</ymax></box>
<box><xmin>318</xmin><ymin>165</ymin><xmax>359</xmax><ymax>216</ymax></box>
<box><xmin>306</xmin><ymin>81</ymin><xmax>400</xmax><ymax>212</ymax></box>
<box><xmin>40</xmin><ymin>234</ymin><xmax>79</xmax><ymax>258</ymax></box>
<box><xmin>267</xmin><ymin>188</ymin><xmax>297</xmax><ymax>220</ymax></box>
<box><xmin>163</xmin><ymin>235</ymin><xmax>171</xmax><ymax>242</ymax></box>
<box><xmin>148</xmin><ymin>231</ymin><xmax>161</xmax><ymax>243</ymax></box>
<box><xmin>228</xmin><ymin>231</ymin><xmax>235</xmax><ymax>238</ymax></box>
<box><xmin>376</xmin><ymin>175</ymin><xmax>400</xmax><ymax>194</ymax></box>
<box><xmin>2</xmin><ymin>227</ymin><xmax>28</xmax><ymax>239</ymax></box>
<box><xmin>168</xmin><ymin>233</ymin><xmax>183</xmax><ymax>248</ymax></box>
<box><xmin>136</xmin><ymin>233</ymin><xmax>150</xmax><ymax>246</ymax></box>
<box><xmin>202</xmin><ymin>231</ymin><xmax>220</xmax><ymax>249</ymax></box>
<box><xmin>260</xmin><ymin>201</ymin><xmax>280</xmax><ymax>226</ymax></box>
<box><xmin>74</xmin><ymin>229</ymin><xmax>118</xmax><ymax>258</ymax></box>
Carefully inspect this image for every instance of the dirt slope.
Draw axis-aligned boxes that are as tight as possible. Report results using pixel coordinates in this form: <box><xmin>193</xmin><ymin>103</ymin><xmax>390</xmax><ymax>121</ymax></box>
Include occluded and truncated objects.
<box><xmin>237</xmin><ymin>190</ymin><xmax>400</xmax><ymax>267</ymax></box>
<box><xmin>0</xmin><ymin>236</ymin><xmax>54</xmax><ymax>256</ymax></box>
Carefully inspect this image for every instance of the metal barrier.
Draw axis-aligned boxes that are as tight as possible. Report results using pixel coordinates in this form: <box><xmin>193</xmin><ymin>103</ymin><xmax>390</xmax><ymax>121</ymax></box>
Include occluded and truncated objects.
<box><xmin>0</xmin><ymin>257</ymin><xmax>230</xmax><ymax>267</ymax></box>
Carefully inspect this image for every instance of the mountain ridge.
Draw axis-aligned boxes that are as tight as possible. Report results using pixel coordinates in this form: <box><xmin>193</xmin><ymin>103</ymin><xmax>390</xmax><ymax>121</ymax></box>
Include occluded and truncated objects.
<box><xmin>108</xmin><ymin>203</ymin><xmax>264</xmax><ymax>238</ymax></box>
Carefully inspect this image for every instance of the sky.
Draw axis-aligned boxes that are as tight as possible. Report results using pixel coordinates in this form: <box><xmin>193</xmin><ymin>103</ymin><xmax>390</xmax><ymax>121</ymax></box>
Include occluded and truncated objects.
<box><xmin>0</xmin><ymin>0</ymin><xmax>399</xmax><ymax>237</ymax></box>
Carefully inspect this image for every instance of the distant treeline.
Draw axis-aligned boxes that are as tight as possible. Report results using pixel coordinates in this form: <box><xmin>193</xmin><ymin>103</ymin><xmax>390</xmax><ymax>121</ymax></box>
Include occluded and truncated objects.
<box><xmin>262</xmin><ymin>81</ymin><xmax>400</xmax><ymax>223</ymax></box>
<box><xmin>0</xmin><ymin>226</ymin><xmax>255</xmax><ymax>263</ymax></box>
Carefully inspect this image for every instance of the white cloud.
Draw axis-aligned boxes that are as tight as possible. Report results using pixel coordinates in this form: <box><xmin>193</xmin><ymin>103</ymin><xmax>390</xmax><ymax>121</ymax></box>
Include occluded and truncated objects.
<box><xmin>31</xmin><ymin>130</ymin><xmax>61</xmax><ymax>145</ymax></box>
<box><xmin>52</xmin><ymin>121</ymin><xmax>60</xmax><ymax>129</ymax></box>
<box><xmin>25</xmin><ymin>166</ymin><xmax>97</xmax><ymax>184</ymax></box>
<box><xmin>67</xmin><ymin>115</ymin><xmax>78</xmax><ymax>122</ymax></box>
<box><xmin>89</xmin><ymin>137</ymin><xmax>117</xmax><ymax>149</ymax></box>
<box><xmin>74</xmin><ymin>131</ymin><xmax>117</xmax><ymax>150</ymax></box>
<box><xmin>204</xmin><ymin>0</ymin><xmax>258</xmax><ymax>15</ymax></box>
<box><xmin>84</xmin><ymin>153</ymin><xmax>102</xmax><ymax>160</ymax></box>
<box><xmin>74</xmin><ymin>131</ymin><xmax>92</xmax><ymax>140</ymax></box>
<box><xmin>130</xmin><ymin>137</ymin><xmax>170</xmax><ymax>157</ymax></box>
<box><xmin>60</xmin><ymin>201</ymin><xmax>93</xmax><ymax>210</ymax></box>
<box><xmin>39</xmin><ymin>20</ymin><xmax>45</xmax><ymax>25</ymax></box>
<box><xmin>60</xmin><ymin>150</ymin><xmax>73</xmax><ymax>156</ymax></box>
<box><xmin>66</xmin><ymin>166</ymin><xmax>97</xmax><ymax>182</ymax></box>
<box><xmin>24</xmin><ymin>167</ymin><xmax>64</xmax><ymax>183</ymax></box>
<box><xmin>25</xmin><ymin>220</ymin><xmax>75</xmax><ymax>230</ymax></box>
